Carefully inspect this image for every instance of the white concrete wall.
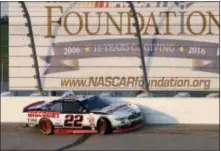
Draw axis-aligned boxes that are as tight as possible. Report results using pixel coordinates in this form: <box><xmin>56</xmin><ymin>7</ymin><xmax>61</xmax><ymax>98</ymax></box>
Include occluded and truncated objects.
<box><xmin>1</xmin><ymin>97</ymin><xmax>219</xmax><ymax>124</ymax></box>
<box><xmin>124</xmin><ymin>98</ymin><xmax>219</xmax><ymax>124</ymax></box>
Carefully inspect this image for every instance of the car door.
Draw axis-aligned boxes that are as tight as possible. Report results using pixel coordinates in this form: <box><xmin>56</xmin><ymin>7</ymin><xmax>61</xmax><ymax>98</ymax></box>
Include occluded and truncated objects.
<box><xmin>61</xmin><ymin>101</ymin><xmax>88</xmax><ymax>129</ymax></box>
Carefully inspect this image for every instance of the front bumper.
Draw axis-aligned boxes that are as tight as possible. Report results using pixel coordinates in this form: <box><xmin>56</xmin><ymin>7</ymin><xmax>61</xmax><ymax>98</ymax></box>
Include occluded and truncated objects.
<box><xmin>113</xmin><ymin>119</ymin><xmax>144</xmax><ymax>133</ymax></box>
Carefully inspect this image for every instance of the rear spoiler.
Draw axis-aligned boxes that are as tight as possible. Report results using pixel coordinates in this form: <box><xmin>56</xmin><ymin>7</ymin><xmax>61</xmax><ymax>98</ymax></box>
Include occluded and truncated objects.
<box><xmin>23</xmin><ymin>100</ymin><xmax>45</xmax><ymax>112</ymax></box>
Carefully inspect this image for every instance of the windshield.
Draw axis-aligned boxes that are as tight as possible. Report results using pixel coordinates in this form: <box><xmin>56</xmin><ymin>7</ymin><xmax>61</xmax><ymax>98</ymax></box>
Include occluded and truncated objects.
<box><xmin>81</xmin><ymin>96</ymin><xmax>112</xmax><ymax>111</ymax></box>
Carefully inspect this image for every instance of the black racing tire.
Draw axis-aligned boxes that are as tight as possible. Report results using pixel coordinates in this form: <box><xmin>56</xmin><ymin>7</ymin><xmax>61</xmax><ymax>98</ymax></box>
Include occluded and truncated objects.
<box><xmin>38</xmin><ymin>118</ymin><xmax>54</xmax><ymax>135</ymax></box>
<box><xmin>97</xmin><ymin>118</ymin><xmax>112</xmax><ymax>135</ymax></box>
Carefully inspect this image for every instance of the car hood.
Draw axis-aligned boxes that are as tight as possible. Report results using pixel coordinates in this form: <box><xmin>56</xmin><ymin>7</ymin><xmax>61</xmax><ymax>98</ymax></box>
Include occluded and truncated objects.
<box><xmin>93</xmin><ymin>101</ymin><xmax>140</xmax><ymax>117</ymax></box>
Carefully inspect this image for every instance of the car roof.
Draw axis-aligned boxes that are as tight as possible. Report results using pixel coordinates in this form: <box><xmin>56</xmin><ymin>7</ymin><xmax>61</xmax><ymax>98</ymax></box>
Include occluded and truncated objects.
<box><xmin>61</xmin><ymin>95</ymin><xmax>96</xmax><ymax>102</ymax></box>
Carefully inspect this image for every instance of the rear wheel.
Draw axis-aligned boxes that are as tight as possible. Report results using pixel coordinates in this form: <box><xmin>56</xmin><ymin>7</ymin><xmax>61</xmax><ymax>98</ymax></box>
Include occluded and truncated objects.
<box><xmin>97</xmin><ymin>118</ymin><xmax>112</xmax><ymax>134</ymax></box>
<box><xmin>38</xmin><ymin>118</ymin><xmax>53</xmax><ymax>135</ymax></box>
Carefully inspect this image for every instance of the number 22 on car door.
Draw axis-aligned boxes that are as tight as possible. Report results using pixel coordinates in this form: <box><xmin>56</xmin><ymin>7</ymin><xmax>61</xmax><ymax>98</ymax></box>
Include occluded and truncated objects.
<box><xmin>64</xmin><ymin>114</ymin><xmax>84</xmax><ymax>128</ymax></box>
<box><xmin>62</xmin><ymin>101</ymin><xmax>85</xmax><ymax>128</ymax></box>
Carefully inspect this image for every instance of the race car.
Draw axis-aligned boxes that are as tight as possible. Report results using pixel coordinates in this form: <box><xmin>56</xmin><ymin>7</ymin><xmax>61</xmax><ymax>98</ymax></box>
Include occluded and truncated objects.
<box><xmin>22</xmin><ymin>94</ymin><xmax>144</xmax><ymax>135</ymax></box>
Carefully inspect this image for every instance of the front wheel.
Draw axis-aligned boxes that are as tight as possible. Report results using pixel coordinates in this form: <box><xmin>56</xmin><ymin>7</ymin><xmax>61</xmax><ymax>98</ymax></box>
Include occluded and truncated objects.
<box><xmin>38</xmin><ymin>118</ymin><xmax>54</xmax><ymax>135</ymax></box>
<box><xmin>97</xmin><ymin>118</ymin><xmax>112</xmax><ymax>135</ymax></box>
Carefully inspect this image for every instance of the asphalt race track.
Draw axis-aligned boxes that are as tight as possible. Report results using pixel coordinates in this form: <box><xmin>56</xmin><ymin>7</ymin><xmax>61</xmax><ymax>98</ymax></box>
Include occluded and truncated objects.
<box><xmin>1</xmin><ymin>123</ymin><xmax>219</xmax><ymax>150</ymax></box>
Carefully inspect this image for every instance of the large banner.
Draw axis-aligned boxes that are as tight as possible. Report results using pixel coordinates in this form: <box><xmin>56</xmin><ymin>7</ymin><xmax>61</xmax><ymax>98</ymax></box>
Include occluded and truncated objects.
<box><xmin>9</xmin><ymin>2</ymin><xmax>219</xmax><ymax>91</ymax></box>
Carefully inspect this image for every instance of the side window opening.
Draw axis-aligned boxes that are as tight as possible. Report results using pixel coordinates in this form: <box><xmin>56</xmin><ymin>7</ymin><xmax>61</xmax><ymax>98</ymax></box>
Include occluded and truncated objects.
<box><xmin>48</xmin><ymin>102</ymin><xmax>62</xmax><ymax>112</ymax></box>
<box><xmin>62</xmin><ymin>101</ymin><xmax>83</xmax><ymax>113</ymax></box>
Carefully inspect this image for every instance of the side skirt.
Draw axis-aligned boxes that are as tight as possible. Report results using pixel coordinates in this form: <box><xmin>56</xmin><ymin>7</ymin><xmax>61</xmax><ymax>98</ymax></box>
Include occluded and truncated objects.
<box><xmin>53</xmin><ymin>126</ymin><xmax>98</xmax><ymax>134</ymax></box>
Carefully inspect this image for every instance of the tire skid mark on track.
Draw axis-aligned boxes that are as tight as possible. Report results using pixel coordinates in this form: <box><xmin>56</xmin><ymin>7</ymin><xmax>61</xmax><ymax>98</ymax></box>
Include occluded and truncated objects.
<box><xmin>1</xmin><ymin>123</ymin><xmax>219</xmax><ymax>150</ymax></box>
<box><xmin>55</xmin><ymin>134</ymin><xmax>91</xmax><ymax>151</ymax></box>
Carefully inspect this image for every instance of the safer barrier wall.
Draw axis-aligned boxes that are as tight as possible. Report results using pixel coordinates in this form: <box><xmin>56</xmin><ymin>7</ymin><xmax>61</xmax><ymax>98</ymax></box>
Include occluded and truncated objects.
<box><xmin>124</xmin><ymin>98</ymin><xmax>219</xmax><ymax>124</ymax></box>
<box><xmin>1</xmin><ymin>97</ymin><xmax>219</xmax><ymax>124</ymax></box>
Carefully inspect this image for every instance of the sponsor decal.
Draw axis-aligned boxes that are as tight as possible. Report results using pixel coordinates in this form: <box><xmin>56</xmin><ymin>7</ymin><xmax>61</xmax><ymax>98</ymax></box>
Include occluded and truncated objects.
<box><xmin>28</xmin><ymin>111</ymin><xmax>60</xmax><ymax>118</ymax></box>
<box><xmin>87</xmin><ymin>116</ymin><xmax>95</xmax><ymax>129</ymax></box>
